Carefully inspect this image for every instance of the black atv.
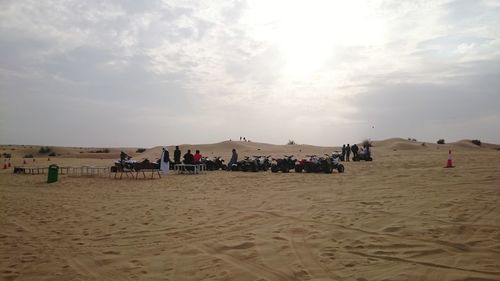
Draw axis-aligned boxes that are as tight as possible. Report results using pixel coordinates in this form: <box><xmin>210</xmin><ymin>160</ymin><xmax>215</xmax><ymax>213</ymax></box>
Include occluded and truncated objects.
<box><xmin>271</xmin><ymin>155</ymin><xmax>296</xmax><ymax>173</ymax></box>
<box><xmin>352</xmin><ymin>148</ymin><xmax>373</xmax><ymax>161</ymax></box>
<box><xmin>203</xmin><ymin>156</ymin><xmax>227</xmax><ymax>171</ymax></box>
<box><xmin>237</xmin><ymin>156</ymin><xmax>258</xmax><ymax>172</ymax></box>
<box><xmin>254</xmin><ymin>155</ymin><xmax>271</xmax><ymax>171</ymax></box>
<box><xmin>213</xmin><ymin>156</ymin><xmax>226</xmax><ymax>170</ymax></box>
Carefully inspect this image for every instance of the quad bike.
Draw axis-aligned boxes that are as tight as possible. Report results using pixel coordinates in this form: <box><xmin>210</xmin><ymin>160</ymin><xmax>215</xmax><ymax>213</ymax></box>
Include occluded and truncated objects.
<box><xmin>112</xmin><ymin>158</ymin><xmax>159</xmax><ymax>173</ymax></box>
<box><xmin>295</xmin><ymin>155</ymin><xmax>333</xmax><ymax>173</ymax></box>
<box><xmin>201</xmin><ymin>157</ymin><xmax>215</xmax><ymax>170</ymax></box>
<box><xmin>230</xmin><ymin>162</ymin><xmax>239</xmax><ymax>171</ymax></box>
<box><xmin>213</xmin><ymin>156</ymin><xmax>227</xmax><ymax>170</ymax></box>
<box><xmin>327</xmin><ymin>152</ymin><xmax>345</xmax><ymax>173</ymax></box>
<box><xmin>238</xmin><ymin>156</ymin><xmax>270</xmax><ymax>172</ymax></box>
<box><xmin>237</xmin><ymin>156</ymin><xmax>257</xmax><ymax>172</ymax></box>
<box><xmin>201</xmin><ymin>156</ymin><xmax>227</xmax><ymax>171</ymax></box>
<box><xmin>254</xmin><ymin>155</ymin><xmax>271</xmax><ymax>171</ymax></box>
<box><xmin>271</xmin><ymin>155</ymin><xmax>297</xmax><ymax>173</ymax></box>
<box><xmin>352</xmin><ymin>147</ymin><xmax>373</xmax><ymax>161</ymax></box>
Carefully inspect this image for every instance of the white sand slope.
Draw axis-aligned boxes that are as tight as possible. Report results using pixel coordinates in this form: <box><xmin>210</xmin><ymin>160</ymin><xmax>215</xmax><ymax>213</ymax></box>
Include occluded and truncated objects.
<box><xmin>1</xmin><ymin>138</ymin><xmax>499</xmax><ymax>281</ymax></box>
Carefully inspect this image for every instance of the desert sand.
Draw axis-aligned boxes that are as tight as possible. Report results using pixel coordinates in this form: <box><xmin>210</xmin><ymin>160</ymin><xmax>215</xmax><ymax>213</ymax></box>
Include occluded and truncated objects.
<box><xmin>1</xmin><ymin>139</ymin><xmax>500</xmax><ymax>281</ymax></box>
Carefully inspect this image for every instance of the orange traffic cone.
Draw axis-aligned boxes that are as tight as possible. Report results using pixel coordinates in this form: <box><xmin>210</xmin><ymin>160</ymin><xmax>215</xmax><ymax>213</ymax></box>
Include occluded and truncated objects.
<box><xmin>7</xmin><ymin>160</ymin><xmax>11</xmax><ymax>168</ymax></box>
<box><xmin>445</xmin><ymin>149</ymin><xmax>454</xmax><ymax>168</ymax></box>
<box><xmin>2</xmin><ymin>161</ymin><xmax>7</xmax><ymax>169</ymax></box>
<box><xmin>23</xmin><ymin>159</ymin><xmax>27</xmax><ymax>165</ymax></box>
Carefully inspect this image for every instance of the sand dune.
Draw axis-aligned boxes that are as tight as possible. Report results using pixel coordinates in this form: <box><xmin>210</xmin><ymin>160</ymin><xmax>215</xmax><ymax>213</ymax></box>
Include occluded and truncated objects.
<box><xmin>1</xmin><ymin>139</ymin><xmax>500</xmax><ymax>281</ymax></box>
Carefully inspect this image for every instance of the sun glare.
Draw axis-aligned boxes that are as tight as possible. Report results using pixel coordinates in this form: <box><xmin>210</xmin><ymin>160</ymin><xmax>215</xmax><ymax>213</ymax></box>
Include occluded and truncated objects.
<box><xmin>243</xmin><ymin>0</ymin><xmax>386</xmax><ymax>80</ymax></box>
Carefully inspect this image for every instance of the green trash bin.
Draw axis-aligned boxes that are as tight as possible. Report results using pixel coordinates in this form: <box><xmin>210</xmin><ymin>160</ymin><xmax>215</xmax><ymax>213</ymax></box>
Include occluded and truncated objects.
<box><xmin>47</xmin><ymin>164</ymin><xmax>59</xmax><ymax>183</ymax></box>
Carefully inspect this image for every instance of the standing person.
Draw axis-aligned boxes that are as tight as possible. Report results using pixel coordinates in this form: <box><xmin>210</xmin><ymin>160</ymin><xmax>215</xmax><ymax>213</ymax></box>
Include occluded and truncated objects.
<box><xmin>341</xmin><ymin>144</ymin><xmax>346</xmax><ymax>162</ymax></box>
<box><xmin>227</xmin><ymin>148</ymin><xmax>238</xmax><ymax>171</ymax></box>
<box><xmin>183</xmin><ymin>149</ymin><xmax>194</xmax><ymax>164</ymax></box>
<box><xmin>346</xmin><ymin>144</ymin><xmax>351</xmax><ymax>162</ymax></box>
<box><xmin>174</xmin><ymin>146</ymin><xmax>181</xmax><ymax>164</ymax></box>
<box><xmin>351</xmin><ymin>144</ymin><xmax>359</xmax><ymax>160</ymax></box>
<box><xmin>193</xmin><ymin>150</ymin><xmax>202</xmax><ymax>164</ymax></box>
<box><xmin>120</xmin><ymin>151</ymin><xmax>130</xmax><ymax>164</ymax></box>
<box><xmin>160</xmin><ymin>147</ymin><xmax>170</xmax><ymax>175</ymax></box>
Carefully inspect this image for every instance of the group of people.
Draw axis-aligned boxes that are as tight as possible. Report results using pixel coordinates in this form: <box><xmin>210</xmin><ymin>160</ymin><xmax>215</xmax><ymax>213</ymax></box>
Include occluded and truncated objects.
<box><xmin>159</xmin><ymin>146</ymin><xmax>240</xmax><ymax>174</ymax></box>
<box><xmin>341</xmin><ymin>143</ymin><xmax>359</xmax><ymax>161</ymax></box>
<box><xmin>159</xmin><ymin>146</ymin><xmax>208</xmax><ymax>175</ymax></box>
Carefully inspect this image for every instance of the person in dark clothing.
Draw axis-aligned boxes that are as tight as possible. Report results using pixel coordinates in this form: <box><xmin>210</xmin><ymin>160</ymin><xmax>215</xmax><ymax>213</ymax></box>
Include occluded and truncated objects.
<box><xmin>351</xmin><ymin>144</ymin><xmax>359</xmax><ymax>159</ymax></box>
<box><xmin>183</xmin><ymin>149</ymin><xmax>194</xmax><ymax>164</ymax></box>
<box><xmin>226</xmin><ymin>149</ymin><xmax>238</xmax><ymax>171</ymax></box>
<box><xmin>345</xmin><ymin>144</ymin><xmax>351</xmax><ymax>161</ymax></box>
<box><xmin>341</xmin><ymin>144</ymin><xmax>346</xmax><ymax>161</ymax></box>
<box><xmin>120</xmin><ymin>151</ymin><xmax>130</xmax><ymax>163</ymax></box>
<box><xmin>174</xmin><ymin>146</ymin><xmax>181</xmax><ymax>164</ymax></box>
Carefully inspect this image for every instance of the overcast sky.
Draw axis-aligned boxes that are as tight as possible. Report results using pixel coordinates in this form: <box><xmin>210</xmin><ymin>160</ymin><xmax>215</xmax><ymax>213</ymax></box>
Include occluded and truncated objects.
<box><xmin>1</xmin><ymin>0</ymin><xmax>499</xmax><ymax>147</ymax></box>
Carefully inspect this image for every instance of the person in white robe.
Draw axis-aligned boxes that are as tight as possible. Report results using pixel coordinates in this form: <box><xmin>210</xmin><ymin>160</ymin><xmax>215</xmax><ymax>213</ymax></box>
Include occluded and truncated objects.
<box><xmin>160</xmin><ymin>147</ymin><xmax>170</xmax><ymax>175</ymax></box>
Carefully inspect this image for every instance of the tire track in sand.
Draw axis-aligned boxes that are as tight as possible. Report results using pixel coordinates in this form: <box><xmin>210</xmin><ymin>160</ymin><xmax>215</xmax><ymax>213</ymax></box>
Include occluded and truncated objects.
<box><xmin>194</xmin><ymin>243</ymin><xmax>293</xmax><ymax>281</ymax></box>
<box><xmin>9</xmin><ymin>218</ymin><xmax>130</xmax><ymax>281</ymax></box>
<box><xmin>288</xmin><ymin>227</ymin><xmax>340</xmax><ymax>280</ymax></box>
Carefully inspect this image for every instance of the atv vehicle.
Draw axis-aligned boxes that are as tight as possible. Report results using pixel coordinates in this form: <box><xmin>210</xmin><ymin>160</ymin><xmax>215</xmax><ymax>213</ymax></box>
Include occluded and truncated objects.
<box><xmin>271</xmin><ymin>155</ymin><xmax>296</xmax><ymax>173</ymax></box>
<box><xmin>254</xmin><ymin>155</ymin><xmax>271</xmax><ymax>171</ymax></box>
<box><xmin>213</xmin><ymin>156</ymin><xmax>227</xmax><ymax>170</ymax></box>
<box><xmin>202</xmin><ymin>156</ymin><xmax>227</xmax><ymax>171</ymax></box>
<box><xmin>353</xmin><ymin>147</ymin><xmax>373</xmax><ymax>161</ymax></box>
<box><xmin>112</xmin><ymin>158</ymin><xmax>159</xmax><ymax>173</ymax></box>
<box><xmin>237</xmin><ymin>156</ymin><xmax>257</xmax><ymax>172</ymax></box>
<box><xmin>327</xmin><ymin>152</ymin><xmax>345</xmax><ymax>173</ymax></box>
<box><xmin>201</xmin><ymin>157</ymin><xmax>214</xmax><ymax>170</ymax></box>
<box><xmin>238</xmin><ymin>156</ymin><xmax>271</xmax><ymax>172</ymax></box>
<box><xmin>295</xmin><ymin>155</ymin><xmax>333</xmax><ymax>173</ymax></box>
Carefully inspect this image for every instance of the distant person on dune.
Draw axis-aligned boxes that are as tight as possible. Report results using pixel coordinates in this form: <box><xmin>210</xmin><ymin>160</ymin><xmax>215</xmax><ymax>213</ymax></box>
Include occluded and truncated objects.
<box><xmin>227</xmin><ymin>149</ymin><xmax>238</xmax><ymax>171</ymax></box>
<box><xmin>174</xmin><ymin>146</ymin><xmax>181</xmax><ymax>164</ymax></box>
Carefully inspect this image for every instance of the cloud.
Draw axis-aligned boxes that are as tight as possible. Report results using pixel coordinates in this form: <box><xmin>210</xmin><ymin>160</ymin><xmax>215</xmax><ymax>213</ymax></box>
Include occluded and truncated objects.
<box><xmin>1</xmin><ymin>0</ymin><xmax>499</xmax><ymax>146</ymax></box>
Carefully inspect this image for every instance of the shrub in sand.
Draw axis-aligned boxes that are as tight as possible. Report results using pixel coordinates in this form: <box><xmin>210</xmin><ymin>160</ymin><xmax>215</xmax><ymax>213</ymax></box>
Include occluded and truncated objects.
<box><xmin>136</xmin><ymin>148</ymin><xmax>147</xmax><ymax>153</ymax></box>
<box><xmin>24</xmin><ymin>154</ymin><xmax>34</xmax><ymax>158</ymax></box>
<box><xmin>471</xmin><ymin>139</ymin><xmax>481</xmax><ymax>146</ymax></box>
<box><xmin>48</xmin><ymin>152</ymin><xmax>56</xmax><ymax>157</ymax></box>
<box><xmin>39</xmin><ymin>146</ymin><xmax>51</xmax><ymax>154</ymax></box>
<box><xmin>437</xmin><ymin>139</ymin><xmax>445</xmax><ymax>144</ymax></box>
<box><xmin>287</xmin><ymin>140</ymin><xmax>296</xmax><ymax>145</ymax></box>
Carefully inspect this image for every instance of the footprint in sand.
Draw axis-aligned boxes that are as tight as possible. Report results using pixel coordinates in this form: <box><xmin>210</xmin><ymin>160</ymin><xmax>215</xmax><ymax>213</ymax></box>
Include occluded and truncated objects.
<box><xmin>383</xmin><ymin>226</ymin><xmax>402</xmax><ymax>232</ymax></box>
<box><xmin>102</xmin><ymin>250</ymin><xmax>120</xmax><ymax>255</ymax></box>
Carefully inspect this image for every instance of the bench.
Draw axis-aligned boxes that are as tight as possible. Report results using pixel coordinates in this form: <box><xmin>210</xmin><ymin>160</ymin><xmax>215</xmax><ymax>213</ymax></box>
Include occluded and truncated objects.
<box><xmin>174</xmin><ymin>164</ymin><xmax>206</xmax><ymax>174</ymax></box>
<box><xmin>112</xmin><ymin>168</ymin><xmax>161</xmax><ymax>179</ymax></box>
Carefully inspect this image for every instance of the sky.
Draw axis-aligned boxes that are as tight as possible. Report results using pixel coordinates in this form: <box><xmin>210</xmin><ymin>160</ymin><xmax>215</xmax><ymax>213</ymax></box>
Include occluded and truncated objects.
<box><xmin>1</xmin><ymin>0</ymin><xmax>499</xmax><ymax>147</ymax></box>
